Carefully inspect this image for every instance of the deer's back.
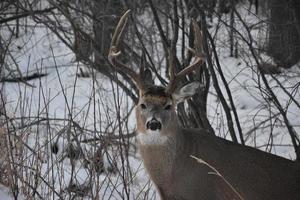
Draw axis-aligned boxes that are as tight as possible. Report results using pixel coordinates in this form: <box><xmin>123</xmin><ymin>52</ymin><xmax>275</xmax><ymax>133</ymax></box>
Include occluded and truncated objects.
<box><xmin>175</xmin><ymin>128</ymin><xmax>300</xmax><ymax>200</ymax></box>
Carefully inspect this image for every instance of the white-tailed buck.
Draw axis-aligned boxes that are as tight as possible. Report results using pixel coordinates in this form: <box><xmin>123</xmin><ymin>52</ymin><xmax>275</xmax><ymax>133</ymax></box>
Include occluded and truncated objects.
<box><xmin>108</xmin><ymin>10</ymin><xmax>300</xmax><ymax>200</ymax></box>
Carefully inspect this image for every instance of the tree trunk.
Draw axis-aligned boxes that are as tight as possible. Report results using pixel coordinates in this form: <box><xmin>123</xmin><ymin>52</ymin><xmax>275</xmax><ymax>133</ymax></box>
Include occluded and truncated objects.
<box><xmin>267</xmin><ymin>0</ymin><xmax>300</xmax><ymax>68</ymax></box>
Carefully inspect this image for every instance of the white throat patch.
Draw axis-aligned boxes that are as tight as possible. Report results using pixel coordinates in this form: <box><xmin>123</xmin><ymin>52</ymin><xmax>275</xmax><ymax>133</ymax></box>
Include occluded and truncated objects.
<box><xmin>137</xmin><ymin>130</ymin><xmax>168</xmax><ymax>146</ymax></box>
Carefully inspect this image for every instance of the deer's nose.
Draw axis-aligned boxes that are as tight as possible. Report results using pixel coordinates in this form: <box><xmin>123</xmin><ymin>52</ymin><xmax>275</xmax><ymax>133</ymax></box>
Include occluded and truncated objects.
<box><xmin>146</xmin><ymin>118</ymin><xmax>162</xmax><ymax>131</ymax></box>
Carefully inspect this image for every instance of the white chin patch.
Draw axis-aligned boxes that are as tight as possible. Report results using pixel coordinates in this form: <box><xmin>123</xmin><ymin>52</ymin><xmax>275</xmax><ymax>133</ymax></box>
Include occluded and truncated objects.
<box><xmin>137</xmin><ymin>130</ymin><xmax>168</xmax><ymax>146</ymax></box>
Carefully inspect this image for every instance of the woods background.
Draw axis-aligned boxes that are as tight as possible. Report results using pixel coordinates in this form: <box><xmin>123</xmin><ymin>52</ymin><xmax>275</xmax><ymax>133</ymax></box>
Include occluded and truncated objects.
<box><xmin>0</xmin><ymin>0</ymin><xmax>300</xmax><ymax>199</ymax></box>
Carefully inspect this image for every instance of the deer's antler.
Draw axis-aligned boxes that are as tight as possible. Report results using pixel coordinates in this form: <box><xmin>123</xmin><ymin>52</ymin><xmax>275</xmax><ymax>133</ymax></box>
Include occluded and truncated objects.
<box><xmin>166</xmin><ymin>20</ymin><xmax>206</xmax><ymax>94</ymax></box>
<box><xmin>108</xmin><ymin>10</ymin><xmax>146</xmax><ymax>90</ymax></box>
<box><xmin>109</xmin><ymin>10</ymin><xmax>130</xmax><ymax>60</ymax></box>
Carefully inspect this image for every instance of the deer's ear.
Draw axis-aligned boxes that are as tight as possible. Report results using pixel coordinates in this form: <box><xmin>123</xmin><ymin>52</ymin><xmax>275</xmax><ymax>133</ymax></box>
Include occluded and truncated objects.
<box><xmin>173</xmin><ymin>81</ymin><xmax>201</xmax><ymax>103</ymax></box>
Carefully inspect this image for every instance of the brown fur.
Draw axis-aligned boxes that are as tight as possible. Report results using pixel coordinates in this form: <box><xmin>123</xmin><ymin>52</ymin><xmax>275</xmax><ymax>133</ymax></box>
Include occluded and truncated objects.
<box><xmin>142</xmin><ymin>94</ymin><xmax>168</xmax><ymax>106</ymax></box>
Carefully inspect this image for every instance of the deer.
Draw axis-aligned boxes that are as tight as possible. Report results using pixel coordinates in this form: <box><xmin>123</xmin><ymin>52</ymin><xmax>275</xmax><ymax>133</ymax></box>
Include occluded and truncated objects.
<box><xmin>108</xmin><ymin>10</ymin><xmax>300</xmax><ymax>200</ymax></box>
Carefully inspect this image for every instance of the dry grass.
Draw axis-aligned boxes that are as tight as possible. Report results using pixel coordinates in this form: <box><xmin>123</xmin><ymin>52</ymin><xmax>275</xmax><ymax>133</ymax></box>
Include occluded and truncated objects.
<box><xmin>0</xmin><ymin>126</ymin><xmax>13</xmax><ymax>188</ymax></box>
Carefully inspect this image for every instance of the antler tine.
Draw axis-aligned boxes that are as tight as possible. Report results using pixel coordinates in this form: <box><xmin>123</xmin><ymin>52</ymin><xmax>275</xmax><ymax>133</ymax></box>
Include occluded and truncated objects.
<box><xmin>108</xmin><ymin>10</ymin><xmax>143</xmax><ymax>87</ymax></box>
<box><xmin>167</xmin><ymin>19</ymin><xmax>206</xmax><ymax>94</ymax></box>
<box><xmin>109</xmin><ymin>10</ymin><xmax>131</xmax><ymax>59</ymax></box>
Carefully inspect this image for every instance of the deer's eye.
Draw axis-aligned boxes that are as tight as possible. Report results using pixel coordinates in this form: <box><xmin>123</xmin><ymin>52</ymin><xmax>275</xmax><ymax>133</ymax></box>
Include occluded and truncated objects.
<box><xmin>140</xmin><ymin>104</ymin><xmax>147</xmax><ymax>109</ymax></box>
<box><xmin>164</xmin><ymin>105</ymin><xmax>172</xmax><ymax>110</ymax></box>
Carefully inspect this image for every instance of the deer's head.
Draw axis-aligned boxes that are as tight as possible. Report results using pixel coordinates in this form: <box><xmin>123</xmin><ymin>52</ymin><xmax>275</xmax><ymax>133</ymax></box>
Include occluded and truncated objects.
<box><xmin>134</xmin><ymin>74</ymin><xmax>200</xmax><ymax>139</ymax></box>
<box><xmin>108</xmin><ymin>10</ymin><xmax>205</xmax><ymax>144</ymax></box>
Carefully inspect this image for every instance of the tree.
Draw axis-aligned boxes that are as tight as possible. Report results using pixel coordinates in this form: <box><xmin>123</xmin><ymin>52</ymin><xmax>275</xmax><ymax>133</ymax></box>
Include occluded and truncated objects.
<box><xmin>268</xmin><ymin>0</ymin><xmax>300</xmax><ymax>68</ymax></box>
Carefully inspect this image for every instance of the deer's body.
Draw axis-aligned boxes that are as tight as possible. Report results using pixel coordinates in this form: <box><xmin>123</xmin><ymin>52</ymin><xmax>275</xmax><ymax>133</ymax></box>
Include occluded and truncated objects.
<box><xmin>138</xmin><ymin>127</ymin><xmax>300</xmax><ymax>200</ymax></box>
<box><xmin>109</xmin><ymin>10</ymin><xmax>300</xmax><ymax>200</ymax></box>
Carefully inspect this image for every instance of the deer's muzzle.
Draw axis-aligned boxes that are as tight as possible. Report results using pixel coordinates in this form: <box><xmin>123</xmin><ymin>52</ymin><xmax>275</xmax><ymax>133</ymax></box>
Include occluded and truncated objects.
<box><xmin>146</xmin><ymin>118</ymin><xmax>162</xmax><ymax>131</ymax></box>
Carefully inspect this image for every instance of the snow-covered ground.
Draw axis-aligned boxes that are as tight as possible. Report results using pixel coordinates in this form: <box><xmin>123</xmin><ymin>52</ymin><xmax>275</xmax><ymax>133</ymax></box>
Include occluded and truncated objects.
<box><xmin>0</xmin><ymin>184</ymin><xmax>23</xmax><ymax>200</ymax></box>
<box><xmin>1</xmin><ymin>2</ymin><xmax>300</xmax><ymax>199</ymax></box>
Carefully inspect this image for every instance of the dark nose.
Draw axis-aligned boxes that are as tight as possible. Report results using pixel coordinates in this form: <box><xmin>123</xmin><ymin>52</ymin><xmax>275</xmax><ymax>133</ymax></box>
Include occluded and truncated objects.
<box><xmin>146</xmin><ymin>118</ymin><xmax>162</xmax><ymax>131</ymax></box>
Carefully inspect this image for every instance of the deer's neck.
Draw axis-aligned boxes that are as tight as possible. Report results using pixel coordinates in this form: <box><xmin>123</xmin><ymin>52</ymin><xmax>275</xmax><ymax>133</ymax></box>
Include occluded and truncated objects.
<box><xmin>138</xmin><ymin>130</ymin><xmax>181</xmax><ymax>187</ymax></box>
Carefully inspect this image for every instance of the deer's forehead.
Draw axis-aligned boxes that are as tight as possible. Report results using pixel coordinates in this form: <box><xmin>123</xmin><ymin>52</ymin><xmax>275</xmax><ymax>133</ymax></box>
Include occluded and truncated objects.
<box><xmin>139</xmin><ymin>85</ymin><xmax>172</xmax><ymax>105</ymax></box>
<box><xmin>141</xmin><ymin>94</ymin><xmax>170</xmax><ymax>105</ymax></box>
